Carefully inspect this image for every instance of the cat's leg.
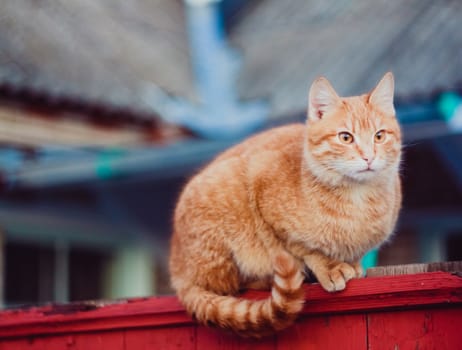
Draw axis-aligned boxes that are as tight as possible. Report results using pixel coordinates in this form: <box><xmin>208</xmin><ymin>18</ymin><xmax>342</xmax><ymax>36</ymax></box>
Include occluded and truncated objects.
<box><xmin>351</xmin><ymin>260</ymin><xmax>364</xmax><ymax>278</ymax></box>
<box><xmin>303</xmin><ymin>252</ymin><xmax>360</xmax><ymax>292</ymax></box>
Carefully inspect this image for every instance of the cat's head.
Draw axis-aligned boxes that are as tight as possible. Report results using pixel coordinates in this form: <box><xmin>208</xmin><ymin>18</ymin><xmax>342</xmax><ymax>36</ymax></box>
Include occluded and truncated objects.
<box><xmin>304</xmin><ymin>72</ymin><xmax>401</xmax><ymax>185</ymax></box>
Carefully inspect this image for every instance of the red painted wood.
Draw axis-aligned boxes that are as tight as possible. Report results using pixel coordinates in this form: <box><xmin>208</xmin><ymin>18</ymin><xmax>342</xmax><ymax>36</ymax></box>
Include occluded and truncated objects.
<box><xmin>70</xmin><ymin>332</ymin><xmax>125</xmax><ymax>350</ymax></box>
<box><xmin>302</xmin><ymin>272</ymin><xmax>462</xmax><ymax>314</ymax></box>
<box><xmin>0</xmin><ymin>272</ymin><xmax>460</xmax><ymax>349</ymax></box>
<box><xmin>0</xmin><ymin>336</ymin><xmax>68</xmax><ymax>350</ymax></box>
<box><xmin>0</xmin><ymin>332</ymin><xmax>125</xmax><ymax>350</ymax></box>
<box><xmin>0</xmin><ymin>297</ymin><xmax>189</xmax><ymax>338</ymax></box>
<box><xmin>276</xmin><ymin>314</ymin><xmax>367</xmax><ymax>350</ymax></box>
<box><xmin>196</xmin><ymin>326</ymin><xmax>276</xmax><ymax>349</ymax></box>
<box><xmin>124</xmin><ymin>326</ymin><xmax>196</xmax><ymax>350</ymax></box>
<box><xmin>368</xmin><ymin>308</ymin><xmax>462</xmax><ymax>350</ymax></box>
<box><xmin>246</xmin><ymin>271</ymin><xmax>462</xmax><ymax>315</ymax></box>
<box><xmin>0</xmin><ymin>339</ymin><xmax>35</xmax><ymax>350</ymax></box>
<box><xmin>1</xmin><ymin>272</ymin><xmax>460</xmax><ymax>339</ymax></box>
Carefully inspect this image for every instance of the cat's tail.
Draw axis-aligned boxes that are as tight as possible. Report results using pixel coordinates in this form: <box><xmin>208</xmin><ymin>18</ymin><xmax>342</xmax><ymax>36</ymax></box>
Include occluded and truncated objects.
<box><xmin>178</xmin><ymin>252</ymin><xmax>305</xmax><ymax>338</ymax></box>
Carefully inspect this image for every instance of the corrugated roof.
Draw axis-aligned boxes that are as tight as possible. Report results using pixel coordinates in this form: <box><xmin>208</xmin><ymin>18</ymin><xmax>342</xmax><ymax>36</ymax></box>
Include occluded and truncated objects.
<box><xmin>0</xmin><ymin>0</ymin><xmax>460</xmax><ymax>147</ymax></box>
<box><xmin>0</xmin><ymin>0</ymin><xmax>195</xmax><ymax>112</ymax></box>
<box><xmin>1</xmin><ymin>1</ymin><xmax>461</xmax><ymax>122</ymax></box>
<box><xmin>230</xmin><ymin>0</ymin><xmax>462</xmax><ymax>118</ymax></box>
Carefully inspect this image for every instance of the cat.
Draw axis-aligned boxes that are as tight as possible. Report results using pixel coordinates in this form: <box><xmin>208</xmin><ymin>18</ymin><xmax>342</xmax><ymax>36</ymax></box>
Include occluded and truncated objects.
<box><xmin>169</xmin><ymin>72</ymin><xmax>402</xmax><ymax>337</ymax></box>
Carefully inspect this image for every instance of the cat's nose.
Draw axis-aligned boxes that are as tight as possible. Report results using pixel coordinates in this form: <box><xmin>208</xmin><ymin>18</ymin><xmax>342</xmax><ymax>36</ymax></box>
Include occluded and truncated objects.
<box><xmin>362</xmin><ymin>156</ymin><xmax>374</xmax><ymax>165</ymax></box>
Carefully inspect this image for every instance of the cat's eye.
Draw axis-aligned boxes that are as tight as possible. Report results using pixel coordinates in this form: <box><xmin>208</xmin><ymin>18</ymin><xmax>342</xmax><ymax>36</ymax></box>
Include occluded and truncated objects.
<box><xmin>338</xmin><ymin>132</ymin><xmax>354</xmax><ymax>144</ymax></box>
<box><xmin>374</xmin><ymin>130</ymin><xmax>386</xmax><ymax>143</ymax></box>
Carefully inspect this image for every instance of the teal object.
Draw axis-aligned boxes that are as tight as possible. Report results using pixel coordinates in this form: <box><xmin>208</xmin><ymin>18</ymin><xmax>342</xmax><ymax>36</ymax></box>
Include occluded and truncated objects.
<box><xmin>437</xmin><ymin>92</ymin><xmax>462</xmax><ymax>122</ymax></box>
<box><xmin>361</xmin><ymin>249</ymin><xmax>378</xmax><ymax>270</ymax></box>
<box><xmin>95</xmin><ymin>149</ymin><xmax>125</xmax><ymax>180</ymax></box>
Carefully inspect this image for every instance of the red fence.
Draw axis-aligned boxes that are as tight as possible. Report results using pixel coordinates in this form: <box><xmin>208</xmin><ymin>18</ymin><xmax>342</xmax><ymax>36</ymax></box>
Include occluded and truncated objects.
<box><xmin>0</xmin><ymin>272</ymin><xmax>461</xmax><ymax>349</ymax></box>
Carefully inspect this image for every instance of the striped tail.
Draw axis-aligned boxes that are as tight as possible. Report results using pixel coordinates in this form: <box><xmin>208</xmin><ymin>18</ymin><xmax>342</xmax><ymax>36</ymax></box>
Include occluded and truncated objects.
<box><xmin>178</xmin><ymin>252</ymin><xmax>305</xmax><ymax>338</ymax></box>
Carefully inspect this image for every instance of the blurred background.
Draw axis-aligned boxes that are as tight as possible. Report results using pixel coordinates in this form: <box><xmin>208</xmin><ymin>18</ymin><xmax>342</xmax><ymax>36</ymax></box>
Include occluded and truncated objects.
<box><xmin>0</xmin><ymin>0</ymin><xmax>461</xmax><ymax>308</ymax></box>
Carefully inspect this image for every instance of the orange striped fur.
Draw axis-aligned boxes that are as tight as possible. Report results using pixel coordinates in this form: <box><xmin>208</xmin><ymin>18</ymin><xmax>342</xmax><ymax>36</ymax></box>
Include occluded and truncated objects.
<box><xmin>169</xmin><ymin>73</ymin><xmax>402</xmax><ymax>337</ymax></box>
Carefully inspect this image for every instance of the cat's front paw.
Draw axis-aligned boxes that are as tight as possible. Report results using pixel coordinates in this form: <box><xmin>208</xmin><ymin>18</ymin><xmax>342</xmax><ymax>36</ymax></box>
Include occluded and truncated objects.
<box><xmin>316</xmin><ymin>262</ymin><xmax>358</xmax><ymax>292</ymax></box>
<box><xmin>352</xmin><ymin>261</ymin><xmax>364</xmax><ymax>278</ymax></box>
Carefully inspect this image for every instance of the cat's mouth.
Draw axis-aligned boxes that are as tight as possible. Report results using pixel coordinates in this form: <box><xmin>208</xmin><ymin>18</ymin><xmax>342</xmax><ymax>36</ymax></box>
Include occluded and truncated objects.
<box><xmin>358</xmin><ymin>168</ymin><xmax>374</xmax><ymax>173</ymax></box>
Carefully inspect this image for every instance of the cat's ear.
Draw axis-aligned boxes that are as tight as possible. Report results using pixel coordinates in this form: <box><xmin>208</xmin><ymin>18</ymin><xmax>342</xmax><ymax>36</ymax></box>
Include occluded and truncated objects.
<box><xmin>308</xmin><ymin>77</ymin><xmax>341</xmax><ymax>121</ymax></box>
<box><xmin>369</xmin><ymin>72</ymin><xmax>395</xmax><ymax>116</ymax></box>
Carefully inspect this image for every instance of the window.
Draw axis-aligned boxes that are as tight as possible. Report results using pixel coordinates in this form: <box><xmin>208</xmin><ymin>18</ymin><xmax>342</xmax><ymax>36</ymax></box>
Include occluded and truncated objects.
<box><xmin>4</xmin><ymin>241</ymin><xmax>109</xmax><ymax>307</ymax></box>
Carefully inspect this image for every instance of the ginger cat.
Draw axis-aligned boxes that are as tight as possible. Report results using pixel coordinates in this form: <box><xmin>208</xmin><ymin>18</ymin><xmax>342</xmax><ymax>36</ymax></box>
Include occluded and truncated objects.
<box><xmin>169</xmin><ymin>72</ymin><xmax>402</xmax><ymax>337</ymax></box>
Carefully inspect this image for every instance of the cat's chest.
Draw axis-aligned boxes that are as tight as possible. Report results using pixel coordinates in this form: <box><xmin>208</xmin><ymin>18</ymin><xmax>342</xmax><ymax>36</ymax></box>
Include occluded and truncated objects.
<box><xmin>293</xmin><ymin>186</ymin><xmax>394</xmax><ymax>260</ymax></box>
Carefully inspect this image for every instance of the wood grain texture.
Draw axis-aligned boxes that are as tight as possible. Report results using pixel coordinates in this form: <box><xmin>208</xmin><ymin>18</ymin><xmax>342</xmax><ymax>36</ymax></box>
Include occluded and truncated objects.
<box><xmin>0</xmin><ymin>272</ymin><xmax>461</xmax><ymax>349</ymax></box>
<box><xmin>367</xmin><ymin>261</ymin><xmax>462</xmax><ymax>277</ymax></box>
<box><xmin>0</xmin><ymin>332</ymin><xmax>125</xmax><ymax>350</ymax></box>
<box><xmin>276</xmin><ymin>314</ymin><xmax>367</xmax><ymax>350</ymax></box>
<box><xmin>368</xmin><ymin>308</ymin><xmax>462</xmax><ymax>350</ymax></box>
<box><xmin>0</xmin><ymin>272</ymin><xmax>461</xmax><ymax>339</ymax></box>
<box><xmin>249</xmin><ymin>271</ymin><xmax>462</xmax><ymax>315</ymax></box>
<box><xmin>196</xmin><ymin>327</ymin><xmax>276</xmax><ymax>350</ymax></box>
<box><xmin>0</xmin><ymin>297</ymin><xmax>189</xmax><ymax>338</ymax></box>
<box><xmin>124</xmin><ymin>326</ymin><xmax>196</xmax><ymax>350</ymax></box>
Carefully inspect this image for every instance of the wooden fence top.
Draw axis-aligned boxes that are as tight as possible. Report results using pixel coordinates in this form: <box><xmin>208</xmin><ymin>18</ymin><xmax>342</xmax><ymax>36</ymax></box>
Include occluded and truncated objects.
<box><xmin>0</xmin><ymin>271</ymin><xmax>461</xmax><ymax>340</ymax></box>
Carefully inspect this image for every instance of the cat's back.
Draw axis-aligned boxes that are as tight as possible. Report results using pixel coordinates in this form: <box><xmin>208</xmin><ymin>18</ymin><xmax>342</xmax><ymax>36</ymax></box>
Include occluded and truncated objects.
<box><xmin>174</xmin><ymin>123</ymin><xmax>305</xmax><ymax>219</ymax></box>
<box><xmin>192</xmin><ymin>123</ymin><xmax>305</xmax><ymax>190</ymax></box>
<box><xmin>213</xmin><ymin>123</ymin><xmax>305</xmax><ymax>163</ymax></box>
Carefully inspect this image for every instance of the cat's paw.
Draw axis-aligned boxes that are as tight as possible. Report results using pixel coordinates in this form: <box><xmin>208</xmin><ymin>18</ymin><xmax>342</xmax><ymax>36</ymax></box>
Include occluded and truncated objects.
<box><xmin>352</xmin><ymin>261</ymin><xmax>364</xmax><ymax>278</ymax></box>
<box><xmin>317</xmin><ymin>262</ymin><xmax>357</xmax><ymax>292</ymax></box>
